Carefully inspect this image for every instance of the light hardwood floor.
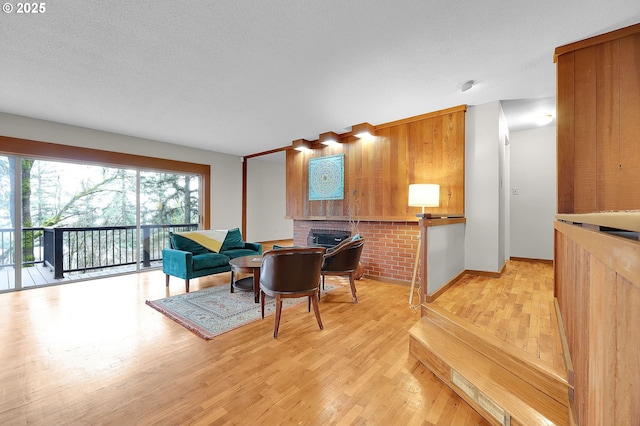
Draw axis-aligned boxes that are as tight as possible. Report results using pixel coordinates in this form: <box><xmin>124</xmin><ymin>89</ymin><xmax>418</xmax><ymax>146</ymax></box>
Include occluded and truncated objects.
<box><xmin>0</xmin><ymin>259</ymin><xmax>557</xmax><ymax>425</ymax></box>
<box><xmin>434</xmin><ymin>259</ymin><xmax>565</xmax><ymax>375</ymax></box>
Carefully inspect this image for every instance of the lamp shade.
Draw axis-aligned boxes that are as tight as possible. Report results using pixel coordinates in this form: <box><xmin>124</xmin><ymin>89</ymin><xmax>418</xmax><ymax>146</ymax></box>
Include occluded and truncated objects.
<box><xmin>408</xmin><ymin>184</ymin><xmax>440</xmax><ymax>211</ymax></box>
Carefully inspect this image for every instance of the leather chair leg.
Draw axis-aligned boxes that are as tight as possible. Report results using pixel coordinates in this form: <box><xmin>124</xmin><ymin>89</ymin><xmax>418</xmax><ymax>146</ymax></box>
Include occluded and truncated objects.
<box><xmin>311</xmin><ymin>293</ymin><xmax>323</xmax><ymax>330</ymax></box>
<box><xmin>230</xmin><ymin>271</ymin><xmax>235</xmax><ymax>293</ymax></box>
<box><xmin>261</xmin><ymin>291</ymin><xmax>266</xmax><ymax>319</ymax></box>
<box><xmin>348</xmin><ymin>273</ymin><xmax>357</xmax><ymax>304</ymax></box>
<box><xmin>273</xmin><ymin>295</ymin><xmax>283</xmax><ymax>339</ymax></box>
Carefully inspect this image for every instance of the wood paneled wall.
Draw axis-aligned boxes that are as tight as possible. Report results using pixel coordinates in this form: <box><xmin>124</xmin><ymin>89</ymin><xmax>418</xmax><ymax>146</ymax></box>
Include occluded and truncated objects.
<box><xmin>286</xmin><ymin>106</ymin><xmax>466</xmax><ymax>221</ymax></box>
<box><xmin>555</xmin><ymin>23</ymin><xmax>640</xmax><ymax>214</ymax></box>
<box><xmin>554</xmin><ymin>221</ymin><xmax>640</xmax><ymax>425</ymax></box>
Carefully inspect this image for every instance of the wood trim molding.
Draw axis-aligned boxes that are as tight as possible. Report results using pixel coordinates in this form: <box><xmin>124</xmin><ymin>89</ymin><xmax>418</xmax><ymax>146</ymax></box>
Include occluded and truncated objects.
<box><xmin>556</xmin><ymin>212</ymin><xmax>640</xmax><ymax>233</ymax></box>
<box><xmin>243</xmin><ymin>145</ymin><xmax>290</xmax><ymax>159</ymax></box>
<box><xmin>374</xmin><ymin>104</ymin><xmax>467</xmax><ymax>131</ymax></box>
<box><xmin>241</xmin><ymin>158</ymin><xmax>247</xmax><ymax>238</ymax></box>
<box><xmin>510</xmin><ymin>257</ymin><xmax>553</xmax><ymax>265</ymax></box>
<box><xmin>0</xmin><ymin>135</ymin><xmax>211</xmax><ymax>229</ymax></box>
<box><xmin>554</xmin><ymin>22</ymin><xmax>640</xmax><ymax>62</ymax></box>
<box><xmin>425</xmin><ymin>270</ymin><xmax>466</xmax><ymax>303</ymax></box>
<box><xmin>555</xmin><ymin>220</ymin><xmax>640</xmax><ymax>286</ymax></box>
<box><xmin>419</xmin><ymin>217</ymin><xmax>466</xmax><ymax>227</ymax></box>
<box><xmin>464</xmin><ymin>269</ymin><xmax>502</xmax><ymax>279</ymax></box>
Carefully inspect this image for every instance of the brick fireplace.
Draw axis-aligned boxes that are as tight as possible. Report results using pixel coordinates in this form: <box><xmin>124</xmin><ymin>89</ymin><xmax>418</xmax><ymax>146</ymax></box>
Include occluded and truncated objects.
<box><xmin>293</xmin><ymin>220</ymin><xmax>420</xmax><ymax>283</ymax></box>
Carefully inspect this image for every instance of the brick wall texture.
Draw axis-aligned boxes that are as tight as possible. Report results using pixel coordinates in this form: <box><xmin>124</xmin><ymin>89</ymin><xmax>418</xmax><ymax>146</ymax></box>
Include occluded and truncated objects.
<box><xmin>293</xmin><ymin>220</ymin><xmax>420</xmax><ymax>283</ymax></box>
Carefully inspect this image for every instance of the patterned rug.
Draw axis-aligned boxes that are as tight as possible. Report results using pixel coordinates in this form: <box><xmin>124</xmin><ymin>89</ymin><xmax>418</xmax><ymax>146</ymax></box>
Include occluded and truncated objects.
<box><xmin>146</xmin><ymin>283</ymin><xmax>339</xmax><ymax>340</ymax></box>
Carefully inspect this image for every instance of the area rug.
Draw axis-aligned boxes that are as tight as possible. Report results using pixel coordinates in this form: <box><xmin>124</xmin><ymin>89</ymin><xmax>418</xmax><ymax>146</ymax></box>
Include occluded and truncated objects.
<box><xmin>146</xmin><ymin>283</ymin><xmax>339</xmax><ymax>340</ymax></box>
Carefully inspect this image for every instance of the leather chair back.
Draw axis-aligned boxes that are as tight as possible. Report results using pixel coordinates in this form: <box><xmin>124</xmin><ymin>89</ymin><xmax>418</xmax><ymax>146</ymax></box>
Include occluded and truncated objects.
<box><xmin>321</xmin><ymin>238</ymin><xmax>365</xmax><ymax>273</ymax></box>
<box><xmin>260</xmin><ymin>247</ymin><xmax>326</xmax><ymax>294</ymax></box>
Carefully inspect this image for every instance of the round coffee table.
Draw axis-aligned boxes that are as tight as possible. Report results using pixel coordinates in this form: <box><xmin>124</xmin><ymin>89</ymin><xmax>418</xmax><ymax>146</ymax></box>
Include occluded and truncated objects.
<box><xmin>229</xmin><ymin>255</ymin><xmax>262</xmax><ymax>303</ymax></box>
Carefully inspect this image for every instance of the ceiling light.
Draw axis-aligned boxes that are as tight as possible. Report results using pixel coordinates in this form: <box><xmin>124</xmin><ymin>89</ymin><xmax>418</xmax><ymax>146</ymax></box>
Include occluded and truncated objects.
<box><xmin>352</xmin><ymin>122</ymin><xmax>375</xmax><ymax>139</ymax></box>
<box><xmin>319</xmin><ymin>131</ymin><xmax>340</xmax><ymax>145</ymax></box>
<box><xmin>292</xmin><ymin>139</ymin><xmax>312</xmax><ymax>151</ymax></box>
<box><xmin>537</xmin><ymin>114</ymin><xmax>554</xmax><ymax>126</ymax></box>
<box><xmin>461</xmin><ymin>80</ymin><xmax>476</xmax><ymax>92</ymax></box>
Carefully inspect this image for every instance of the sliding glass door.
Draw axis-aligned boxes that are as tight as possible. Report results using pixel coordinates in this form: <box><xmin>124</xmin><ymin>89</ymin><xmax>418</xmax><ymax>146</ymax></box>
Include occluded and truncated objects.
<box><xmin>0</xmin><ymin>156</ymin><xmax>202</xmax><ymax>291</ymax></box>
<box><xmin>0</xmin><ymin>156</ymin><xmax>16</xmax><ymax>291</ymax></box>
<box><xmin>139</xmin><ymin>171</ymin><xmax>200</xmax><ymax>270</ymax></box>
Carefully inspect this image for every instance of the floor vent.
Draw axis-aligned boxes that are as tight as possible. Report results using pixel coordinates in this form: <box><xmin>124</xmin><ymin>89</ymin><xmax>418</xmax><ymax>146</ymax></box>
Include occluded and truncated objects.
<box><xmin>451</xmin><ymin>369</ymin><xmax>510</xmax><ymax>426</ymax></box>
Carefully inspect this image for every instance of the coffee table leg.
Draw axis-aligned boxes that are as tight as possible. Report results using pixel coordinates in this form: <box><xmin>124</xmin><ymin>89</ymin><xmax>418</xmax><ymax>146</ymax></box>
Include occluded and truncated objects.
<box><xmin>253</xmin><ymin>268</ymin><xmax>260</xmax><ymax>303</ymax></box>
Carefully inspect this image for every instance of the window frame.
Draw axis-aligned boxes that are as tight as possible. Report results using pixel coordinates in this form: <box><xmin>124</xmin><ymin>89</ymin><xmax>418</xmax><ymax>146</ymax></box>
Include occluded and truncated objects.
<box><xmin>0</xmin><ymin>135</ymin><xmax>210</xmax><ymax>229</ymax></box>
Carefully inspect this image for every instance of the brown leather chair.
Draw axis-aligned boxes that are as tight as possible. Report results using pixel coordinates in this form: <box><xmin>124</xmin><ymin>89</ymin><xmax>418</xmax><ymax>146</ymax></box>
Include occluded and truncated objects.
<box><xmin>260</xmin><ymin>246</ymin><xmax>326</xmax><ymax>339</ymax></box>
<box><xmin>320</xmin><ymin>238</ymin><xmax>365</xmax><ymax>304</ymax></box>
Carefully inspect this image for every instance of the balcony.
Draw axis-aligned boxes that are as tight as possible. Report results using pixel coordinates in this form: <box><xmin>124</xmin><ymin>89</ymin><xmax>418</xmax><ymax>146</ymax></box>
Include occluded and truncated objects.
<box><xmin>0</xmin><ymin>223</ymin><xmax>197</xmax><ymax>291</ymax></box>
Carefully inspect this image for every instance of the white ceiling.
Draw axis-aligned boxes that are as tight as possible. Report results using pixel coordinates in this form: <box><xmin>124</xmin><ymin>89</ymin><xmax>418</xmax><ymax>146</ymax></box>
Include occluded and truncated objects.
<box><xmin>1</xmin><ymin>1</ymin><xmax>638</xmax><ymax>157</ymax></box>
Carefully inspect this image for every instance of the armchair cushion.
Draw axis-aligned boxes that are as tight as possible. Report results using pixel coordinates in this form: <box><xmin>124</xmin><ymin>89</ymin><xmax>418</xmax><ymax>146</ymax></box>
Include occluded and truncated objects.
<box><xmin>170</xmin><ymin>232</ymin><xmax>210</xmax><ymax>255</ymax></box>
<box><xmin>192</xmin><ymin>253</ymin><xmax>230</xmax><ymax>271</ymax></box>
<box><xmin>220</xmin><ymin>228</ymin><xmax>245</xmax><ymax>251</ymax></box>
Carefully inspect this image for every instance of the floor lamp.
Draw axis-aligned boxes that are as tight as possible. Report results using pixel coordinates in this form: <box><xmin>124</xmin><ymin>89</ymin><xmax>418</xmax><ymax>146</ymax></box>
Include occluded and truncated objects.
<box><xmin>408</xmin><ymin>184</ymin><xmax>440</xmax><ymax>305</ymax></box>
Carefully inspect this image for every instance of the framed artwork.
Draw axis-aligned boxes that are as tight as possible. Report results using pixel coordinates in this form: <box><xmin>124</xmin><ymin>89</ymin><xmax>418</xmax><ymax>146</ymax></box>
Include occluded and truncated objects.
<box><xmin>309</xmin><ymin>154</ymin><xmax>344</xmax><ymax>200</ymax></box>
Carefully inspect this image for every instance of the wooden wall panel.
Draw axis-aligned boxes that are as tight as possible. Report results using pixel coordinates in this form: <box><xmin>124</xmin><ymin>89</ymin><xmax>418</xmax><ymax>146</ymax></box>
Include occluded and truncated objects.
<box><xmin>595</xmin><ymin>41</ymin><xmax>621</xmax><ymax>212</ymax></box>
<box><xmin>619</xmin><ymin>33</ymin><xmax>640</xmax><ymax>210</ymax></box>
<box><xmin>555</xmin><ymin>23</ymin><xmax>640</xmax><ymax>214</ymax></box>
<box><xmin>556</xmin><ymin>53</ymin><xmax>575</xmax><ymax>214</ymax></box>
<box><xmin>285</xmin><ymin>106</ymin><xmax>466</xmax><ymax>220</ymax></box>
<box><xmin>554</xmin><ymin>221</ymin><xmax>640</xmax><ymax>425</ymax></box>
<box><xmin>573</xmin><ymin>48</ymin><xmax>597</xmax><ymax>213</ymax></box>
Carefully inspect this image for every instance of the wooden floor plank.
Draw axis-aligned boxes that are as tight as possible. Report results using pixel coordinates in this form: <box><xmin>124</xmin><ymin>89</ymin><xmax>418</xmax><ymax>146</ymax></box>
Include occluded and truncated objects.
<box><xmin>0</xmin><ymin>267</ymin><xmax>490</xmax><ymax>425</ymax></box>
<box><xmin>434</xmin><ymin>260</ymin><xmax>565</xmax><ymax>376</ymax></box>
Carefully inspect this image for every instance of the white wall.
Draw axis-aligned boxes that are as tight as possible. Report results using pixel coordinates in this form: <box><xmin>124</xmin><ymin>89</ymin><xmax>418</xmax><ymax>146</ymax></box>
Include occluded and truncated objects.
<box><xmin>246</xmin><ymin>155</ymin><xmax>292</xmax><ymax>242</ymax></box>
<box><xmin>498</xmin><ymin>103</ymin><xmax>509</xmax><ymax>267</ymax></box>
<box><xmin>0</xmin><ymin>112</ymin><xmax>242</xmax><ymax>229</ymax></box>
<box><xmin>427</xmin><ymin>223</ymin><xmax>465</xmax><ymax>294</ymax></box>
<box><xmin>509</xmin><ymin>125</ymin><xmax>556</xmax><ymax>260</ymax></box>
<box><xmin>464</xmin><ymin>101</ymin><xmax>505</xmax><ymax>273</ymax></box>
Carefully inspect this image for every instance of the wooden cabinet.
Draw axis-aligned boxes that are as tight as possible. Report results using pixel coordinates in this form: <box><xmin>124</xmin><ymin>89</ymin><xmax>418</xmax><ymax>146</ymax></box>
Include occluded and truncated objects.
<box><xmin>555</xmin><ymin>23</ymin><xmax>640</xmax><ymax>214</ymax></box>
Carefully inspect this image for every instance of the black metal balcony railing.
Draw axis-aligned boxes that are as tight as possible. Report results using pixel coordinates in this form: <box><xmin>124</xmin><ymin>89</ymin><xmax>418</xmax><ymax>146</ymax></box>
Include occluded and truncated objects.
<box><xmin>0</xmin><ymin>224</ymin><xmax>197</xmax><ymax>279</ymax></box>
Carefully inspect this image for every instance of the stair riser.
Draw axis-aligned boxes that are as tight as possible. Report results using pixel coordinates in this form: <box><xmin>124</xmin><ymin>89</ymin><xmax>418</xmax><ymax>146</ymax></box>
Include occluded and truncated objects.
<box><xmin>409</xmin><ymin>317</ymin><xmax>569</xmax><ymax>425</ymax></box>
<box><xmin>410</xmin><ymin>336</ymin><xmax>507</xmax><ymax>426</ymax></box>
<box><xmin>424</xmin><ymin>306</ymin><xmax>569</xmax><ymax>407</ymax></box>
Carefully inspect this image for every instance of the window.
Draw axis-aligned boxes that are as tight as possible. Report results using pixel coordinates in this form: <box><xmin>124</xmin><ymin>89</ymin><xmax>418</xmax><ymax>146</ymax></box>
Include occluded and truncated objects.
<box><xmin>0</xmin><ymin>136</ymin><xmax>210</xmax><ymax>291</ymax></box>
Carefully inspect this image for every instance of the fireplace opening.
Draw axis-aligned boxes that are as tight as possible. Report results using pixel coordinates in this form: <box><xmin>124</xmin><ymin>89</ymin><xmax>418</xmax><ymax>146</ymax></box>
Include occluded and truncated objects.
<box><xmin>307</xmin><ymin>228</ymin><xmax>351</xmax><ymax>249</ymax></box>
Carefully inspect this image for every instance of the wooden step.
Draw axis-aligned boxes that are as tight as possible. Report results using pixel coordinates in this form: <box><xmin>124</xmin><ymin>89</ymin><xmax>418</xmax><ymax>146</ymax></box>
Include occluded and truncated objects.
<box><xmin>409</xmin><ymin>305</ymin><xmax>570</xmax><ymax>425</ymax></box>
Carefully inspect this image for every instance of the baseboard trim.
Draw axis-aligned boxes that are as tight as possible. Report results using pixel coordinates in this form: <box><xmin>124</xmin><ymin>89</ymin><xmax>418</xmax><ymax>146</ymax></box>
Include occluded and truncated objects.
<box><xmin>464</xmin><ymin>269</ymin><xmax>502</xmax><ymax>278</ymax></box>
<box><xmin>510</xmin><ymin>256</ymin><xmax>553</xmax><ymax>265</ymax></box>
<box><xmin>425</xmin><ymin>270</ymin><xmax>466</xmax><ymax>303</ymax></box>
